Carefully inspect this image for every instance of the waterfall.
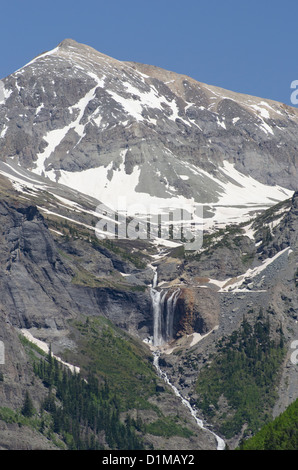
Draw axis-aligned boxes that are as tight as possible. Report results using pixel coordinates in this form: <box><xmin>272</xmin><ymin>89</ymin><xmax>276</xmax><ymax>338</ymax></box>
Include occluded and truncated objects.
<box><xmin>149</xmin><ymin>268</ymin><xmax>225</xmax><ymax>450</ymax></box>
<box><xmin>150</xmin><ymin>268</ymin><xmax>180</xmax><ymax>346</ymax></box>
<box><xmin>150</xmin><ymin>288</ymin><xmax>163</xmax><ymax>347</ymax></box>
<box><xmin>153</xmin><ymin>352</ymin><xmax>226</xmax><ymax>451</ymax></box>
<box><xmin>152</xmin><ymin>269</ymin><xmax>158</xmax><ymax>289</ymax></box>
<box><xmin>165</xmin><ymin>288</ymin><xmax>180</xmax><ymax>342</ymax></box>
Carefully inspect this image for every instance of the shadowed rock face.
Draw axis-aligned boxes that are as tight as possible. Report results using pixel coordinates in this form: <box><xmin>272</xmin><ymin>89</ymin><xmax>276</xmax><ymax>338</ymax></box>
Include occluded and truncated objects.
<box><xmin>0</xmin><ymin>201</ymin><xmax>152</xmax><ymax>337</ymax></box>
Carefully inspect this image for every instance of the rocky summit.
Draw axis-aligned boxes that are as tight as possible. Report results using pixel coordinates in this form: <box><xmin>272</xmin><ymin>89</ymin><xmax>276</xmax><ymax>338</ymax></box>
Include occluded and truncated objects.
<box><xmin>0</xmin><ymin>40</ymin><xmax>297</xmax><ymax>451</ymax></box>
<box><xmin>0</xmin><ymin>38</ymin><xmax>296</xmax><ymax>227</ymax></box>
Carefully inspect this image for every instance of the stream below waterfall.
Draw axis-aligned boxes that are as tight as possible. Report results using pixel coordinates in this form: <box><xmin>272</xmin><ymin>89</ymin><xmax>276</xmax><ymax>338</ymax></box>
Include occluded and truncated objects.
<box><xmin>149</xmin><ymin>267</ymin><xmax>225</xmax><ymax>450</ymax></box>
<box><xmin>153</xmin><ymin>352</ymin><xmax>226</xmax><ymax>450</ymax></box>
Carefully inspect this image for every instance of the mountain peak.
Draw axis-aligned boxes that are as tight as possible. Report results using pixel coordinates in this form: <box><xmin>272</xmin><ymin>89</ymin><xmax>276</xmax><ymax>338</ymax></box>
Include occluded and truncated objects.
<box><xmin>58</xmin><ymin>38</ymin><xmax>81</xmax><ymax>49</ymax></box>
<box><xmin>57</xmin><ymin>38</ymin><xmax>97</xmax><ymax>54</ymax></box>
<box><xmin>1</xmin><ymin>39</ymin><xmax>296</xmax><ymax>231</ymax></box>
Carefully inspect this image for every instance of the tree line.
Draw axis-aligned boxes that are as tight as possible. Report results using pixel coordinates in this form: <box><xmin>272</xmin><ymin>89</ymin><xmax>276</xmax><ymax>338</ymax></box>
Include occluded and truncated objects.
<box><xmin>195</xmin><ymin>310</ymin><xmax>286</xmax><ymax>439</ymax></box>
<box><xmin>31</xmin><ymin>348</ymin><xmax>146</xmax><ymax>450</ymax></box>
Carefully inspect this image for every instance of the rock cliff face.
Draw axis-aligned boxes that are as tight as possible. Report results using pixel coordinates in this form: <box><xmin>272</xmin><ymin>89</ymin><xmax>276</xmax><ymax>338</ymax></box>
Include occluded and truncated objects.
<box><xmin>0</xmin><ymin>195</ymin><xmax>154</xmax><ymax>346</ymax></box>
<box><xmin>158</xmin><ymin>192</ymin><xmax>298</xmax><ymax>446</ymax></box>
<box><xmin>174</xmin><ymin>287</ymin><xmax>220</xmax><ymax>338</ymax></box>
<box><xmin>0</xmin><ymin>152</ymin><xmax>296</xmax><ymax>451</ymax></box>
<box><xmin>0</xmin><ymin>191</ymin><xmax>222</xmax><ymax>450</ymax></box>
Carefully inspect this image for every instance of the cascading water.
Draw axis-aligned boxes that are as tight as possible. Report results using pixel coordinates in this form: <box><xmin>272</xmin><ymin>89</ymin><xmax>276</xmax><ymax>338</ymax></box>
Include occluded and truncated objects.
<box><xmin>149</xmin><ymin>268</ymin><xmax>162</xmax><ymax>346</ymax></box>
<box><xmin>150</xmin><ymin>288</ymin><xmax>163</xmax><ymax>347</ymax></box>
<box><xmin>149</xmin><ymin>268</ymin><xmax>225</xmax><ymax>450</ymax></box>
<box><xmin>153</xmin><ymin>351</ymin><xmax>226</xmax><ymax>450</ymax></box>
<box><xmin>165</xmin><ymin>288</ymin><xmax>180</xmax><ymax>342</ymax></box>
<box><xmin>150</xmin><ymin>267</ymin><xmax>180</xmax><ymax>346</ymax></box>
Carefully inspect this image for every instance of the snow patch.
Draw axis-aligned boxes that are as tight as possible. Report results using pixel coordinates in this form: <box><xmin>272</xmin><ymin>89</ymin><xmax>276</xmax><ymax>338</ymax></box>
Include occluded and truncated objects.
<box><xmin>217</xmin><ymin>161</ymin><xmax>292</xmax><ymax>206</ymax></box>
<box><xmin>34</xmin><ymin>83</ymin><xmax>101</xmax><ymax>174</ymax></box>
<box><xmin>0</xmin><ymin>125</ymin><xmax>8</xmax><ymax>138</ymax></box>
<box><xmin>20</xmin><ymin>329</ymin><xmax>80</xmax><ymax>374</ymax></box>
<box><xmin>0</xmin><ymin>84</ymin><xmax>12</xmax><ymax>105</ymax></box>
<box><xmin>16</xmin><ymin>47</ymin><xmax>60</xmax><ymax>72</ymax></box>
<box><xmin>208</xmin><ymin>246</ymin><xmax>291</xmax><ymax>292</ymax></box>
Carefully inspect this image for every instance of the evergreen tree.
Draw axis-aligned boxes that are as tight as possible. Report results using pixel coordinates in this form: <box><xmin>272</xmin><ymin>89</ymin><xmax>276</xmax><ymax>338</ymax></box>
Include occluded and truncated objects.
<box><xmin>33</xmin><ymin>353</ymin><xmax>145</xmax><ymax>450</ymax></box>
<box><xmin>21</xmin><ymin>390</ymin><xmax>35</xmax><ymax>418</ymax></box>
<box><xmin>195</xmin><ymin>313</ymin><xmax>286</xmax><ymax>438</ymax></box>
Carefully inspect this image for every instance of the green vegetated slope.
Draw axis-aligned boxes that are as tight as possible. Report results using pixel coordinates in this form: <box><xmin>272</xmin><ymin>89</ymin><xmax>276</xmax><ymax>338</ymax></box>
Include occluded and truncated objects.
<box><xmin>238</xmin><ymin>398</ymin><xmax>298</xmax><ymax>450</ymax></box>
<box><xmin>65</xmin><ymin>316</ymin><xmax>158</xmax><ymax>411</ymax></box>
<box><xmin>195</xmin><ymin>311</ymin><xmax>286</xmax><ymax>440</ymax></box>
<box><xmin>3</xmin><ymin>316</ymin><xmax>196</xmax><ymax>450</ymax></box>
<box><xmin>33</xmin><ymin>347</ymin><xmax>146</xmax><ymax>450</ymax></box>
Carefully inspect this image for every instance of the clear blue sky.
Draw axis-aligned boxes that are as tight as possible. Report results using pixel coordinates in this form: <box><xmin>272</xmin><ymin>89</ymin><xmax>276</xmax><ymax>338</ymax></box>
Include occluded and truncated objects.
<box><xmin>1</xmin><ymin>0</ymin><xmax>297</xmax><ymax>105</ymax></box>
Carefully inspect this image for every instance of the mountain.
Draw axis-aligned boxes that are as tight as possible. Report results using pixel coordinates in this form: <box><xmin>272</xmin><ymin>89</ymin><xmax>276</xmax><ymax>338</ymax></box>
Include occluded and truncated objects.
<box><xmin>0</xmin><ymin>38</ymin><xmax>296</xmax><ymax>230</ymax></box>
<box><xmin>0</xmin><ymin>39</ymin><xmax>297</xmax><ymax>451</ymax></box>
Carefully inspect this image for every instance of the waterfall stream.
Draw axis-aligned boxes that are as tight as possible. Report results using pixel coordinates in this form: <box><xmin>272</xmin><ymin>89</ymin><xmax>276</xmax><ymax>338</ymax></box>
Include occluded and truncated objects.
<box><xmin>150</xmin><ymin>267</ymin><xmax>180</xmax><ymax>347</ymax></box>
<box><xmin>165</xmin><ymin>288</ymin><xmax>180</xmax><ymax>342</ymax></box>
<box><xmin>150</xmin><ymin>268</ymin><xmax>225</xmax><ymax>450</ymax></box>
<box><xmin>153</xmin><ymin>351</ymin><xmax>225</xmax><ymax>450</ymax></box>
